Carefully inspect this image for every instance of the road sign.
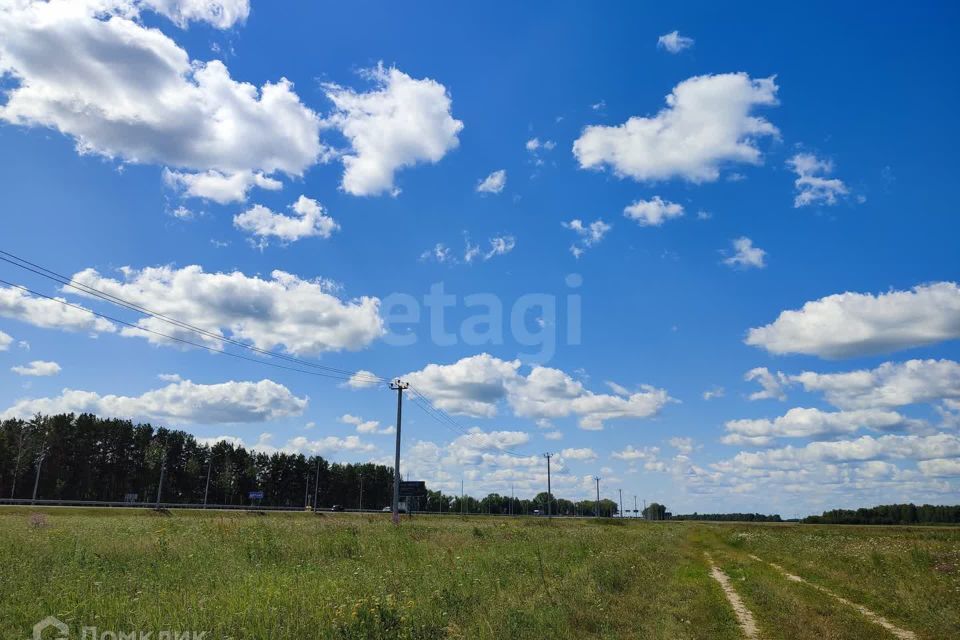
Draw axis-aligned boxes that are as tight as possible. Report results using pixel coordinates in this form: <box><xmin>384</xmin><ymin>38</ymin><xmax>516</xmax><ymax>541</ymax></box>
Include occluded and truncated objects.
<box><xmin>248</xmin><ymin>491</ymin><xmax>264</xmax><ymax>500</ymax></box>
<box><xmin>399</xmin><ymin>481</ymin><xmax>426</xmax><ymax>497</ymax></box>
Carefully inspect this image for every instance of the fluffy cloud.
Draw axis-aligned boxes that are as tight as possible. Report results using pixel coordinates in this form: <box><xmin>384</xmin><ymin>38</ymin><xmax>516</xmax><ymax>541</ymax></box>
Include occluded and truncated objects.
<box><xmin>918</xmin><ymin>458</ymin><xmax>960</xmax><ymax>477</ymax></box>
<box><xmin>745</xmin><ymin>367</ymin><xmax>788</xmax><ymax>401</ymax></box>
<box><xmin>476</xmin><ymin>169</ymin><xmax>507</xmax><ymax>194</ymax></box>
<box><xmin>323</xmin><ymin>64</ymin><xmax>463</xmax><ymax>196</ymax></box>
<box><xmin>205</xmin><ymin>432</ymin><xmax>376</xmax><ymax>456</ymax></box>
<box><xmin>669</xmin><ymin>437</ymin><xmax>695</xmax><ymax>454</ymax></box>
<box><xmin>142</xmin><ymin>0</ymin><xmax>250</xmax><ymax>28</ymax></box>
<box><xmin>573</xmin><ymin>73</ymin><xmax>779</xmax><ymax>183</ymax></box>
<box><xmin>560</xmin><ymin>447</ymin><xmax>597</xmax><ymax>461</ymax></box>
<box><xmin>0</xmin><ymin>330</ymin><xmax>12</xmax><ymax>351</ymax></box>
<box><xmin>69</xmin><ymin>265</ymin><xmax>383</xmax><ymax>355</ymax></box>
<box><xmin>163</xmin><ymin>169</ymin><xmax>283</xmax><ymax>205</ymax></box>
<box><xmin>723</xmin><ymin>432</ymin><xmax>960</xmax><ymax>471</ymax></box>
<box><xmin>745</xmin><ymin>282</ymin><xmax>960</xmax><ymax>358</ymax></box>
<box><xmin>11</xmin><ymin>360</ymin><xmax>61</xmax><ymax>377</ymax></box>
<box><xmin>427</xmin><ymin>235</ymin><xmax>517</xmax><ymax>265</ymax></box>
<box><xmin>0</xmin><ymin>286</ymin><xmax>116</xmax><ymax>334</ymax></box>
<box><xmin>233</xmin><ymin>195</ymin><xmax>339</xmax><ymax>244</ymax></box>
<box><xmin>787</xmin><ymin>153</ymin><xmax>849</xmax><ymax>208</ymax></box>
<box><xmin>657</xmin><ymin>30</ymin><xmax>694</xmax><ymax>53</ymax></box>
<box><xmin>402</xmin><ymin>353</ymin><xmax>672</xmax><ymax>430</ymax></box>
<box><xmin>722</xmin><ymin>407</ymin><xmax>919</xmax><ymax>446</ymax></box>
<box><xmin>723</xmin><ymin>237</ymin><xmax>766</xmax><ymax>269</ymax></box>
<box><xmin>623</xmin><ymin>196</ymin><xmax>684</xmax><ymax>226</ymax></box>
<box><xmin>563</xmin><ymin>219</ymin><xmax>611</xmax><ymax>258</ymax></box>
<box><xmin>0</xmin><ymin>1</ymin><xmax>324</xmax><ymax>203</ymax></box>
<box><xmin>340</xmin><ymin>413</ymin><xmax>394</xmax><ymax>435</ymax></box>
<box><xmin>286</xmin><ymin>434</ymin><xmax>376</xmax><ymax>456</ymax></box>
<box><xmin>791</xmin><ymin>359</ymin><xmax>960</xmax><ymax>410</ymax></box>
<box><xmin>1</xmin><ymin>378</ymin><xmax>307</xmax><ymax>423</ymax></box>
<box><xmin>611</xmin><ymin>445</ymin><xmax>660</xmax><ymax>461</ymax></box>
<box><xmin>344</xmin><ymin>370</ymin><xmax>381</xmax><ymax>390</ymax></box>
<box><xmin>703</xmin><ymin>386</ymin><xmax>725</xmax><ymax>400</ymax></box>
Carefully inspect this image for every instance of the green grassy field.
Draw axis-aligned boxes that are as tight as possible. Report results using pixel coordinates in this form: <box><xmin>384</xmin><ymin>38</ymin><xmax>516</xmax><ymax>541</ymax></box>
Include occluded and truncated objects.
<box><xmin>0</xmin><ymin>508</ymin><xmax>957</xmax><ymax>639</ymax></box>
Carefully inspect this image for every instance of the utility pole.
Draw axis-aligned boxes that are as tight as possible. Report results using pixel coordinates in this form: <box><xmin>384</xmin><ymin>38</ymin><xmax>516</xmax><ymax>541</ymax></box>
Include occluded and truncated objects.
<box><xmin>510</xmin><ymin>483</ymin><xmax>514</xmax><ymax>516</ymax></box>
<box><xmin>155</xmin><ymin>448</ymin><xmax>167</xmax><ymax>509</ymax></box>
<box><xmin>313</xmin><ymin>457</ymin><xmax>321</xmax><ymax>511</ymax></box>
<box><xmin>618</xmin><ymin>489</ymin><xmax>623</xmax><ymax>519</ymax></box>
<box><xmin>389</xmin><ymin>379</ymin><xmax>408</xmax><ymax>525</ymax></box>
<box><xmin>461</xmin><ymin>479</ymin><xmax>465</xmax><ymax>515</ymax></box>
<box><xmin>643</xmin><ymin>499</ymin><xmax>647</xmax><ymax>520</ymax></box>
<box><xmin>31</xmin><ymin>448</ymin><xmax>46</xmax><ymax>504</ymax></box>
<box><xmin>634</xmin><ymin>495</ymin><xmax>638</xmax><ymax>519</ymax></box>
<box><xmin>203</xmin><ymin>455</ymin><xmax>212</xmax><ymax>508</ymax></box>
<box><xmin>30</xmin><ymin>421</ymin><xmax>49</xmax><ymax>505</ymax></box>
<box><xmin>543</xmin><ymin>453</ymin><xmax>553</xmax><ymax>518</ymax></box>
<box><xmin>594</xmin><ymin>476</ymin><xmax>601</xmax><ymax>517</ymax></box>
<box><xmin>359</xmin><ymin>473</ymin><xmax>364</xmax><ymax>511</ymax></box>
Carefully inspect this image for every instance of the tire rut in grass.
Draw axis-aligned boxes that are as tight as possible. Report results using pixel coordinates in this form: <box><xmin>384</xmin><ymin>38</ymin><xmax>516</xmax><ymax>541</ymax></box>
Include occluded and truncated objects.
<box><xmin>747</xmin><ymin>554</ymin><xmax>917</xmax><ymax>640</ymax></box>
<box><xmin>705</xmin><ymin>552</ymin><xmax>761</xmax><ymax>640</ymax></box>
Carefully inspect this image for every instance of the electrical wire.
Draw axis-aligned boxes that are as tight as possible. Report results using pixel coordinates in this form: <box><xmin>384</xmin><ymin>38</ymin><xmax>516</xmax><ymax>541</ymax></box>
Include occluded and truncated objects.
<box><xmin>0</xmin><ymin>249</ymin><xmax>385</xmax><ymax>385</ymax></box>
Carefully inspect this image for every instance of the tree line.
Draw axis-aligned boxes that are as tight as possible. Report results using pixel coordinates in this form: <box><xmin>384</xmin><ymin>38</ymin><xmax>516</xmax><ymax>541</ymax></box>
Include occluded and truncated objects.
<box><xmin>802</xmin><ymin>503</ymin><xmax>960</xmax><ymax>525</ymax></box>
<box><xmin>671</xmin><ymin>512</ymin><xmax>782</xmax><ymax>522</ymax></box>
<box><xmin>0</xmin><ymin>414</ymin><xmax>621</xmax><ymax>514</ymax></box>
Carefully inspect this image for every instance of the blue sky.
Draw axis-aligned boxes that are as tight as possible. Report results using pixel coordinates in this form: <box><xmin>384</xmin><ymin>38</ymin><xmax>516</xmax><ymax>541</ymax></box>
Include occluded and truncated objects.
<box><xmin>1</xmin><ymin>1</ymin><xmax>958</xmax><ymax>517</ymax></box>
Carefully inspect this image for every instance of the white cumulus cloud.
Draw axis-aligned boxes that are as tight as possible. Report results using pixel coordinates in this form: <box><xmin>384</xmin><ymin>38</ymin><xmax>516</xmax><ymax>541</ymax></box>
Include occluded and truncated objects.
<box><xmin>723</xmin><ymin>237</ymin><xmax>766</xmax><ymax>269</ymax></box>
<box><xmin>11</xmin><ymin>360</ymin><xmax>61</xmax><ymax>377</ymax></box>
<box><xmin>476</xmin><ymin>169</ymin><xmax>507</xmax><ymax>194</ymax></box>
<box><xmin>623</xmin><ymin>196</ymin><xmax>684</xmax><ymax>226</ymax></box>
<box><xmin>0</xmin><ymin>1</ymin><xmax>324</xmax><ymax>203</ymax></box>
<box><xmin>323</xmin><ymin>64</ymin><xmax>463</xmax><ymax>196</ymax></box>
<box><xmin>0</xmin><ymin>286</ymin><xmax>115</xmax><ymax>335</ymax></box>
<box><xmin>1</xmin><ymin>378</ymin><xmax>307</xmax><ymax>424</ymax></box>
<box><xmin>402</xmin><ymin>353</ymin><xmax>672</xmax><ymax>430</ymax></box>
<box><xmin>787</xmin><ymin>153</ymin><xmax>849</xmax><ymax>208</ymax></box>
<box><xmin>563</xmin><ymin>218</ymin><xmax>611</xmax><ymax>258</ymax></box>
<box><xmin>233</xmin><ymin>195</ymin><xmax>339</xmax><ymax>244</ymax></box>
<box><xmin>69</xmin><ymin>265</ymin><xmax>383</xmax><ymax>355</ymax></box>
<box><xmin>791</xmin><ymin>359</ymin><xmax>960</xmax><ymax>410</ymax></box>
<box><xmin>573</xmin><ymin>73</ymin><xmax>779</xmax><ymax>183</ymax></box>
<box><xmin>746</xmin><ymin>282</ymin><xmax>960</xmax><ymax>358</ymax></box>
<box><xmin>657</xmin><ymin>30</ymin><xmax>694</xmax><ymax>53</ymax></box>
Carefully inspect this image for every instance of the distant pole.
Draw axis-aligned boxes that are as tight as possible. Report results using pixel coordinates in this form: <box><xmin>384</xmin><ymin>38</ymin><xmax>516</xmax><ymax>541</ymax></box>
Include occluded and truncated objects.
<box><xmin>510</xmin><ymin>483</ymin><xmax>514</xmax><ymax>516</ymax></box>
<box><xmin>30</xmin><ymin>450</ymin><xmax>45</xmax><ymax>504</ymax></box>
<box><xmin>618</xmin><ymin>489</ymin><xmax>623</xmax><ymax>519</ymax></box>
<box><xmin>313</xmin><ymin>457</ymin><xmax>321</xmax><ymax>511</ymax></box>
<box><xmin>594</xmin><ymin>476</ymin><xmax>601</xmax><ymax>517</ymax></box>
<box><xmin>643</xmin><ymin>499</ymin><xmax>647</xmax><ymax>520</ymax></box>
<box><xmin>359</xmin><ymin>474</ymin><xmax>364</xmax><ymax>511</ymax></box>
<box><xmin>203</xmin><ymin>456</ymin><xmax>212</xmax><ymax>508</ymax></box>
<box><xmin>155</xmin><ymin>449</ymin><xmax>167</xmax><ymax>508</ymax></box>
<box><xmin>389</xmin><ymin>379</ymin><xmax>409</xmax><ymax>525</ymax></box>
<box><xmin>304</xmin><ymin>472</ymin><xmax>310</xmax><ymax>508</ymax></box>
<box><xmin>543</xmin><ymin>453</ymin><xmax>553</xmax><ymax>518</ymax></box>
<box><xmin>633</xmin><ymin>495</ymin><xmax>638</xmax><ymax>519</ymax></box>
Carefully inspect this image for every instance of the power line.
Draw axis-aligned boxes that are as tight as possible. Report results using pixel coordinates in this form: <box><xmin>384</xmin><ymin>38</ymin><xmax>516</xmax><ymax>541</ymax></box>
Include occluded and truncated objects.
<box><xmin>0</xmin><ymin>279</ymin><xmax>376</xmax><ymax>384</ymax></box>
<box><xmin>0</xmin><ymin>250</ymin><xmax>385</xmax><ymax>384</ymax></box>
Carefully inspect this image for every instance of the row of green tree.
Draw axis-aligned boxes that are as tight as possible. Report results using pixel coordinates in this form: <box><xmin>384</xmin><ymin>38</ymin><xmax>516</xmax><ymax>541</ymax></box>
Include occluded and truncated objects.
<box><xmin>0</xmin><ymin>414</ymin><xmax>621</xmax><ymax>515</ymax></box>
<box><xmin>671</xmin><ymin>512</ymin><xmax>782</xmax><ymax>522</ymax></box>
<box><xmin>802</xmin><ymin>503</ymin><xmax>960</xmax><ymax>525</ymax></box>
